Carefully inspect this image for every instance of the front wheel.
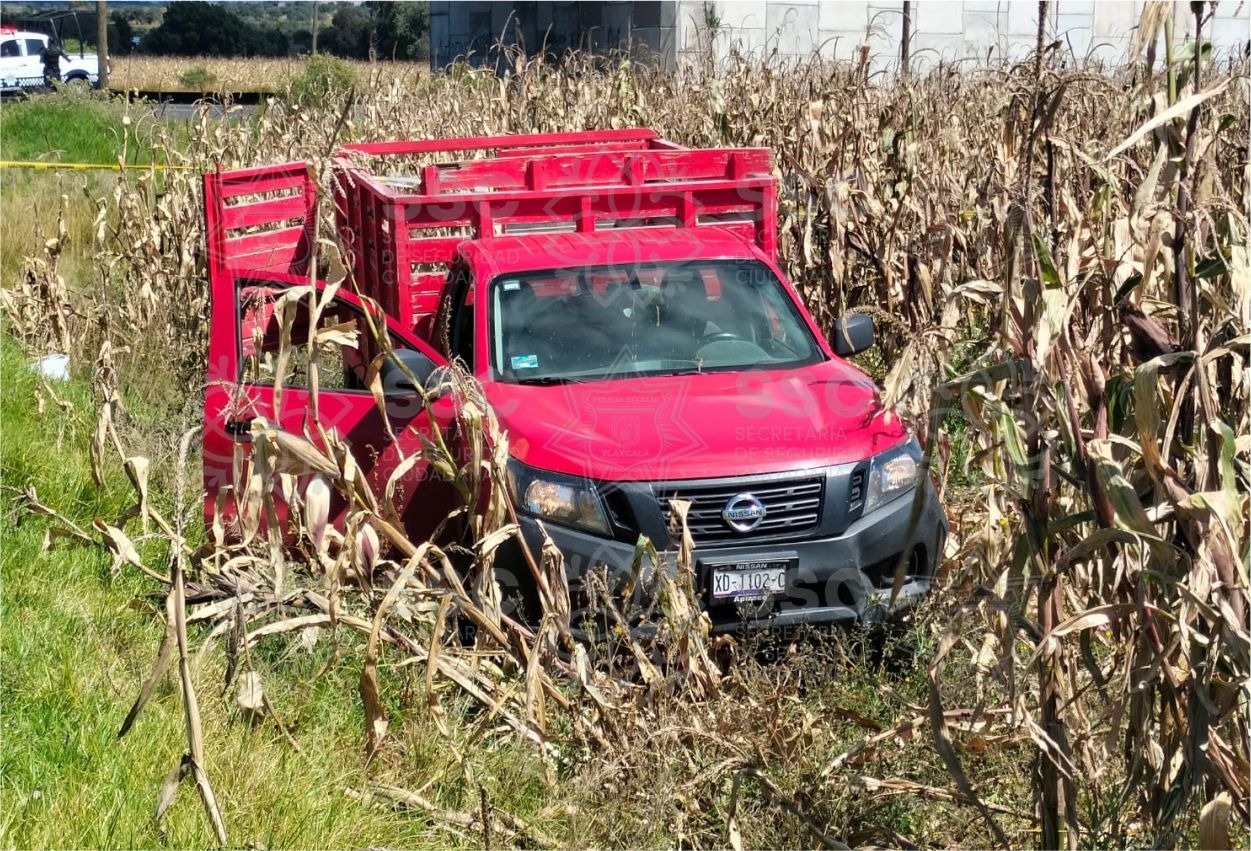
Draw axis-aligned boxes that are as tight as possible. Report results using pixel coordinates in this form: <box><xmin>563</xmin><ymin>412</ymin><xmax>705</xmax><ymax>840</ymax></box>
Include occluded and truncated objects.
<box><xmin>492</xmin><ymin>537</ymin><xmax>543</xmax><ymax>627</ymax></box>
<box><xmin>63</xmin><ymin>75</ymin><xmax>90</xmax><ymax>92</ymax></box>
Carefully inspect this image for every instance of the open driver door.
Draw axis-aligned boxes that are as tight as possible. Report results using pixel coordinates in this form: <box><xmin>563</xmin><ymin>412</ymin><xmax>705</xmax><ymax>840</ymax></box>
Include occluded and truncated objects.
<box><xmin>201</xmin><ymin>162</ymin><xmax>461</xmax><ymax>552</ymax></box>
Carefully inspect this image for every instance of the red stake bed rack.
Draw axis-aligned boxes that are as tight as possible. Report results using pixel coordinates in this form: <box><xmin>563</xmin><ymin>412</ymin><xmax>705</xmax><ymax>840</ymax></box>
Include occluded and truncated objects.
<box><xmin>331</xmin><ymin>128</ymin><xmax>777</xmax><ymax>336</ymax></box>
<box><xmin>204</xmin><ymin>129</ymin><xmax>778</xmax><ymax>340</ymax></box>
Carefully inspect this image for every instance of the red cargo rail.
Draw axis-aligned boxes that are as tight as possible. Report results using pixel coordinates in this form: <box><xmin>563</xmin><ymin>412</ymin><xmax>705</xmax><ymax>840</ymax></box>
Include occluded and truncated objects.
<box><xmin>331</xmin><ymin>128</ymin><xmax>777</xmax><ymax>338</ymax></box>
<box><xmin>204</xmin><ymin>161</ymin><xmax>318</xmax><ymax>283</ymax></box>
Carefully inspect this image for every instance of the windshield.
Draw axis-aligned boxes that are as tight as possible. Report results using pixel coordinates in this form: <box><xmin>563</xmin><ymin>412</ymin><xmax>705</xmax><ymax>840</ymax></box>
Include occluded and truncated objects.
<box><xmin>490</xmin><ymin>259</ymin><xmax>822</xmax><ymax>384</ymax></box>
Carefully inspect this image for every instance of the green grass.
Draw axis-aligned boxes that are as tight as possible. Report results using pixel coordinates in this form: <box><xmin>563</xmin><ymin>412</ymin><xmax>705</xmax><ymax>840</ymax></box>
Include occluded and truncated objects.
<box><xmin>0</xmin><ymin>168</ymin><xmax>108</xmax><ymax>294</ymax></box>
<box><xmin>0</xmin><ymin>339</ymin><xmax>454</xmax><ymax>849</ymax></box>
<box><xmin>0</xmin><ymin>92</ymin><xmax>193</xmax><ymax>167</ymax></box>
<box><xmin>0</xmin><ymin>96</ymin><xmax>140</xmax><ymax>289</ymax></box>
<box><xmin>0</xmin><ymin>93</ymin><xmax>129</xmax><ymax>165</ymax></box>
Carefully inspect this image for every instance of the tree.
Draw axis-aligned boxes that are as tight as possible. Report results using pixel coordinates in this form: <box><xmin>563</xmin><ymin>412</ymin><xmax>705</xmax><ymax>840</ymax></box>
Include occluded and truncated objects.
<box><xmin>142</xmin><ymin>2</ymin><xmax>247</xmax><ymax>55</ymax></box>
<box><xmin>322</xmin><ymin>4</ymin><xmax>372</xmax><ymax>59</ymax></box>
<box><xmin>110</xmin><ymin>11</ymin><xmax>133</xmax><ymax>53</ymax></box>
<box><xmin>141</xmin><ymin>2</ymin><xmax>289</xmax><ymax>57</ymax></box>
<box><xmin>289</xmin><ymin>28</ymin><xmax>313</xmax><ymax>55</ymax></box>
<box><xmin>365</xmin><ymin>1</ymin><xmax>429</xmax><ymax>61</ymax></box>
<box><xmin>392</xmin><ymin>2</ymin><xmax>429</xmax><ymax>60</ymax></box>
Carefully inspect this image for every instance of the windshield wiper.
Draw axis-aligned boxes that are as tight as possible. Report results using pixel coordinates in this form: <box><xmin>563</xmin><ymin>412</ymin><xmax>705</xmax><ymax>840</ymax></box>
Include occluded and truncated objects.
<box><xmin>653</xmin><ymin>362</ymin><xmax>783</xmax><ymax>377</ymax></box>
<box><xmin>513</xmin><ymin>375</ymin><xmax>581</xmax><ymax>386</ymax></box>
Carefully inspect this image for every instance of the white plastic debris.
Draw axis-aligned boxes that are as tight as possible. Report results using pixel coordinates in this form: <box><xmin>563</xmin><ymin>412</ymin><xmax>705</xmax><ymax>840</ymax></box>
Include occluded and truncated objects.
<box><xmin>30</xmin><ymin>353</ymin><xmax>69</xmax><ymax>381</ymax></box>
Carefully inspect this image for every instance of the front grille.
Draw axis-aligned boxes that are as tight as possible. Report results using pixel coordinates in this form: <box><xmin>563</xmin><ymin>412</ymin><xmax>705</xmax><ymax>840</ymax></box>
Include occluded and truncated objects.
<box><xmin>656</xmin><ymin>477</ymin><xmax>824</xmax><ymax>544</ymax></box>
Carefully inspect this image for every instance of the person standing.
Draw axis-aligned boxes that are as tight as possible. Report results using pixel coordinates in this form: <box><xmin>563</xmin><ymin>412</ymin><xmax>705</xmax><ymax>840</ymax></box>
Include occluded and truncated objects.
<box><xmin>40</xmin><ymin>37</ymin><xmax>67</xmax><ymax>86</ymax></box>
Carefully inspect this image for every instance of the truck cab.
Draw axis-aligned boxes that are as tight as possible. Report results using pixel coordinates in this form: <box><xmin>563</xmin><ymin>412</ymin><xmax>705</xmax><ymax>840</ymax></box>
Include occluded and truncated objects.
<box><xmin>0</xmin><ymin>29</ymin><xmax>46</xmax><ymax>91</ymax></box>
<box><xmin>201</xmin><ymin>130</ymin><xmax>947</xmax><ymax>633</ymax></box>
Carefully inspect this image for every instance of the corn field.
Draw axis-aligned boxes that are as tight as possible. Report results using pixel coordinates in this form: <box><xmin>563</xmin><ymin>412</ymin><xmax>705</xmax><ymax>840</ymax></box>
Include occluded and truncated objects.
<box><xmin>4</xmin><ymin>3</ymin><xmax>1249</xmax><ymax>847</ymax></box>
<box><xmin>106</xmin><ymin>55</ymin><xmax>427</xmax><ymax>93</ymax></box>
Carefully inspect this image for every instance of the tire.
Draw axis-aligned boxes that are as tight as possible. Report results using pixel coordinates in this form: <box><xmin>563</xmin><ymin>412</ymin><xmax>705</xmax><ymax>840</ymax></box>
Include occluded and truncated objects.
<box><xmin>451</xmin><ymin>537</ymin><xmax>542</xmax><ymax>647</ymax></box>
<box><xmin>493</xmin><ymin>537</ymin><xmax>542</xmax><ymax>627</ymax></box>
<box><xmin>63</xmin><ymin>75</ymin><xmax>89</xmax><ymax>92</ymax></box>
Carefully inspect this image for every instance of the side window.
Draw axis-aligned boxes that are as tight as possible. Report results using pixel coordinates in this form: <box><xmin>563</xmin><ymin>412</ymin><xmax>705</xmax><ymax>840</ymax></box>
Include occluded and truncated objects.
<box><xmin>0</xmin><ymin>41</ymin><xmax>20</xmax><ymax>58</ymax></box>
<box><xmin>447</xmin><ymin>265</ymin><xmax>475</xmax><ymax>369</ymax></box>
<box><xmin>238</xmin><ymin>284</ymin><xmax>368</xmax><ymax>390</ymax></box>
<box><xmin>25</xmin><ymin>39</ymin><xmax>44</xmax><ymax>56</ymax></box>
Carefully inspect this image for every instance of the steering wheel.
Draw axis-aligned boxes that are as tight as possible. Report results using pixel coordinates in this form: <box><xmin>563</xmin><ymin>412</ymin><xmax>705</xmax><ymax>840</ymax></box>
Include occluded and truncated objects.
<box><xmin>695</xmin><ymin>337</ymin><xmax>770</xmax><ymax>362</ymax></box>
<box><xmin>702</xmin><ymin>330</ymin><xmax>744</xmax><ymax>344</ymax></box>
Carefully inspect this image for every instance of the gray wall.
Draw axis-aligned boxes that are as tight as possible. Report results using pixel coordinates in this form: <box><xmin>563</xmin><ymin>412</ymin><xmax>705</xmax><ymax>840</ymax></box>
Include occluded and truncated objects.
<box><xmin>429</xmin><ymin>1</ymin><xmax>679</xmax><ymax>68</ymax></box>
<box><xmin>677</xmin><ymin>1</ymin><xmax>1249</xmax><ymax>71</ymax></box>
<box><xmin>429</xmin><ymin>1</ymin><xmax>1250</xmax><ymax>71</ymax></box>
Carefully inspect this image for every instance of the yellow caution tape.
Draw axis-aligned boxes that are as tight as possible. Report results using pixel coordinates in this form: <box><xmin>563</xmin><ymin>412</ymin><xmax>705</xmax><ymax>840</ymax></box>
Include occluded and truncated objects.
<box><xmin>0</xmin><ymin>160</ymin><xmax>195</xmax><ymax>171</ymax></box>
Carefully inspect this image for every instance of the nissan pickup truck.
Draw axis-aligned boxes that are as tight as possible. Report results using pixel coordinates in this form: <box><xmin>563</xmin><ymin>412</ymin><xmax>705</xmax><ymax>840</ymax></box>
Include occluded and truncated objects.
<box><xmin>202</xmin><ymin>129</ymin><xmax>947</xmax><ymax>633</ymax></box>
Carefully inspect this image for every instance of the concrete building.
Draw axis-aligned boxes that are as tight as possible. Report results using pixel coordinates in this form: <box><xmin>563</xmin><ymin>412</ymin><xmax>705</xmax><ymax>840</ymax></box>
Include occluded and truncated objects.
<box><xmin>429</xmin><ymin>1</ymin><xmax>1249</xmax><ymax>72</ymax></box>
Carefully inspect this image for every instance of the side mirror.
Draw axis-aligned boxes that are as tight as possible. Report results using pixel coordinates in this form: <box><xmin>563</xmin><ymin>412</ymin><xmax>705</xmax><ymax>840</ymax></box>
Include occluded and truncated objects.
<box><xmin>380</xmin><ymin>349</ymin><xmax>437</xmax><ymax>396</ymax></box>
<box><xmin>830</xmin><ymin>314</ymin><xmax>874</xmax><ymax>357</ymax></box>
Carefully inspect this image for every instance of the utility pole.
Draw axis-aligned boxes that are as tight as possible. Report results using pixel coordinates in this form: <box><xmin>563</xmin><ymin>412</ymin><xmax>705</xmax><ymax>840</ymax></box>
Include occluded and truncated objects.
<box><xmin>900</xmin><ymin>0</ymin><xmax>911</xmax><ymax>77</ymax></box>
<box><xmin>311</xmin><ymin>1</ymin><xmax>319</xmax><ymax>54</ymax></box>
<box><xmin>96</xmin><ymin>0</ymin><xmax>109</xmax><ymax>89</ymax></box>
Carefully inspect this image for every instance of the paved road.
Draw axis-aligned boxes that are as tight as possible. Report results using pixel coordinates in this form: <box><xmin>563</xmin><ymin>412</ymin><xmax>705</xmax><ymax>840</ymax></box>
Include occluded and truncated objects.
<box><xmin>147</xmin><ymin>100</ymin><xmax>258</xmax><ymax>121</ymax></box>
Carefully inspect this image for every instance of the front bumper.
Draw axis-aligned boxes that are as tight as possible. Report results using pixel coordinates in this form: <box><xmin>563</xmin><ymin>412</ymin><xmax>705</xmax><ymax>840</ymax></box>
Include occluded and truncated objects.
<box><xmin>507</xmin><ymin>481</ymin><xmax>947</xmax><ymax>633</ymax></box>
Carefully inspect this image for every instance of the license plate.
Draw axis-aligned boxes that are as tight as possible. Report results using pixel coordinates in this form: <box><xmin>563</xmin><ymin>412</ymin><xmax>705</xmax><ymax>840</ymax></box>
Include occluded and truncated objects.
<box><xmin>708</xmin><ymin>559</ymin><xmax>791</xmax><ymax>600</ymax></box>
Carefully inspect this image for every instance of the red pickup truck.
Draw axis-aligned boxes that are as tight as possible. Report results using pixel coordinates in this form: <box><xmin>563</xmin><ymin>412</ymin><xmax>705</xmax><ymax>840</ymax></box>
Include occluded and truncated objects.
<box><xmin>201</xmin><ymin>129</ymin><xmax>946</xmax><ymax>633</ymax></box>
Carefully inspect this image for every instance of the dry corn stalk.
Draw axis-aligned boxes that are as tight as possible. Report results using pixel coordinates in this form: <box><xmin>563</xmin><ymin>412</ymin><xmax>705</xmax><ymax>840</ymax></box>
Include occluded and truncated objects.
<box><xmin>3</xmin><ymin>36</ymin><xmax>1247</xmax><ymax>846</ymax></box>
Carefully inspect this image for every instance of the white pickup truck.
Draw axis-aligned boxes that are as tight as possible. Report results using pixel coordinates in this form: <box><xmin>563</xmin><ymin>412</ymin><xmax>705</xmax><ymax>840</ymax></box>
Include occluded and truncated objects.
<box><xmin>0</xmin><ymin>25</ymin><xmax>103</xmax><ymax>94</ymax></box>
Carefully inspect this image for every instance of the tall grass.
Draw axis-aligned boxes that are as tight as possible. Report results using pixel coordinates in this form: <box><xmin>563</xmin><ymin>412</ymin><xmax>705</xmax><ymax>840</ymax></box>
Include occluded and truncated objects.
<box><xmin>0</xmin><ymin>96</ymin><xmax>125</xmax><ymax>288</ymax></box>
<box><xmin>0</xmin><ymin>95</ymin><xmax>128</xmax><ymax>163</ymax></box>
<box><xmin>2</xmin><ymin>9</ymin><xmax>1248</xmax><ymax>847</ymax></box>
<box><xmin>0</xmin><ymin>340</ymin><xmax>468</xmax><ymax>849</ymax></box>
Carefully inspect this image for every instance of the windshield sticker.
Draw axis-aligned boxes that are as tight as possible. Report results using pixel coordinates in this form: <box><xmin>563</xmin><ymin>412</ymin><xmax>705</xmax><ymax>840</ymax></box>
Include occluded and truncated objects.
<box><xmin>502</xmin><ymin>279</ymin><xmax>521</xmax><ymax>291</ymax></box>
<box><xmin>511</xmin><ymin>354</ymin><xmax>539</xmax><ymax>370</ymax></box>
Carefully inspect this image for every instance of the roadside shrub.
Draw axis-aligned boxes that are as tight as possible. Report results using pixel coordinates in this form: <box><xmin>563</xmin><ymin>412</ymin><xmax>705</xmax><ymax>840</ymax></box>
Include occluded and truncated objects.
<box><xmin>287</xmin><ymin>53</ymin><xmax>353</xmax><ymax>106</ymax></box>
<box><xmin>177</xmin><ymin>64</ymin><xmax>218</xmax><ymax>91</ymax></box>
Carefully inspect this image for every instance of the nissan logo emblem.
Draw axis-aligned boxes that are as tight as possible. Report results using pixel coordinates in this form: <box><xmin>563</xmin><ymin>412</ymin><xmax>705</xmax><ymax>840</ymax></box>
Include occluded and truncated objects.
<box><xmin>722</xmin><ymin>493</ymin><xmax>766</xmax><ymax>533</ymax></box>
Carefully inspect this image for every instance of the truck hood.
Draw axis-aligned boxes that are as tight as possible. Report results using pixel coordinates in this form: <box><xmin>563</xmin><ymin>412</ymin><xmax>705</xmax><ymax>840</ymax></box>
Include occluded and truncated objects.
<box><xmin>488</xmin><ymin>358</ymin><xmax>910</xmax><ymax>482</ymax></box>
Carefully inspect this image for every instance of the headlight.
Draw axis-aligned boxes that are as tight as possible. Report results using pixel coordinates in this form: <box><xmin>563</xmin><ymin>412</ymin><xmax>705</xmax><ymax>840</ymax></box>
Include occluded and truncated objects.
<box><xmin>505</xmin><ymin>458</ymin><xmax>611</xmax><ymax>535</ymax></box>
<box><xmin>863</xmin><ymin>437</ymin><xmax>923</xmax><ymax>515</ymax></box>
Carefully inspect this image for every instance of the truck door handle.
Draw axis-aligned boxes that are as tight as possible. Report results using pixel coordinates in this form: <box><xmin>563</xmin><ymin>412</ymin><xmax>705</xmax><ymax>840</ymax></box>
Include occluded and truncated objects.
<box><xmin>225</xmin><ymin>418</ymin><xmax>253</xmax><ymax>437</ymax></box>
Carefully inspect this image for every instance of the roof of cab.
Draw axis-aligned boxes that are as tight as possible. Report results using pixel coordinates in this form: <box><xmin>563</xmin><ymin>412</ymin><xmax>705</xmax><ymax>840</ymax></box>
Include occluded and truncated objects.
<box><xmin>459</xmin><ymin>226</ymin><xmax>768</xmax><ymax>276</ymax></box>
